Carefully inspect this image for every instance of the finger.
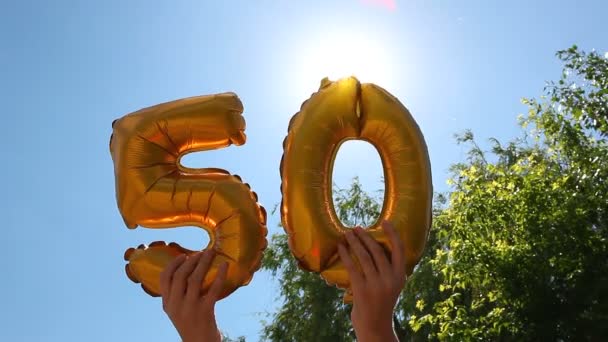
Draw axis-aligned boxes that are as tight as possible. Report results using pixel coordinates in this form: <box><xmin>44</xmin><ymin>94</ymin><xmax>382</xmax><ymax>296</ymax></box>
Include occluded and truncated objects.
<box><xmin>383</xmin><ymin>220</ymin><xmax>405</xmax><ymax>273</ymax></box>
<box><xmin>205</xmin><ymin>261</ymin><xmax>229</xmax><ymax>303</ymax></box>
<box><xmin>354</xmin><ymin>227</ymin><xmax>391</xmax><ymax>276</ymax></box>
<box><xmin>345</xmin><ymin>230</ymin><xmax>377</xmax><ymax>279</ymax></box>
<box><xmin>160</xmin><ymin>254</ymin><xmax>186</xmax><ymax>305</ymax></box>
<box><xmin>337</xmin><ymin>243</ymin><xmax>364</xmax><ymax>286</ymax></box>
<box><xmin>170</xmin><ymin>252</ymin><xmax>204</xmax><ymax>303</ymax></box>
<box><xmin>185</xmin><ymin>249</ymin><xmax>216</xmax><ymax>302</ymax></box>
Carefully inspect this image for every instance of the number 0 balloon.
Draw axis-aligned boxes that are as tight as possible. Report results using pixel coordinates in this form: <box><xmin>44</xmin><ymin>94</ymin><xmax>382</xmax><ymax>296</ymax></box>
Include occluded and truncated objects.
<box><xmin>109</xmin><ymin>93</ymin><xmax>268</xmax><ymax>300</ymax></box>
<box><xmin>280</xmin><ymin>77</ymin><xmax>433</xmax><ymax>301</ymax></box>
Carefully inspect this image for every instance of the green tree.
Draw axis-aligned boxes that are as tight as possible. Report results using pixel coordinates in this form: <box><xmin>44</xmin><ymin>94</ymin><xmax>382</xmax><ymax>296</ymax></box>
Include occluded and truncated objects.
<box><xmin>409</xmin><ymin>45</ymin><xmax>608</xmax><ymax>340</ymax></box>
<box><xmin>221</xmin><ymin>333</ymin><xmax>246</xmax><ymax>342</ymax></box>
<box><xmin>260</xmin><ymin>46</ymin><xmax>608</xmax><ymax>341</ymax></box>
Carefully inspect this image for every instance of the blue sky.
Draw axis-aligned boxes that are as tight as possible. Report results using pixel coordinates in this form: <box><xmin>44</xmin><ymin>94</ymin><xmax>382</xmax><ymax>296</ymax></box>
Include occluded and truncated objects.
<box><xmin>1</xmin><ymin>0</ymin><xmax>606</xmax><ymax>341</ymax></box>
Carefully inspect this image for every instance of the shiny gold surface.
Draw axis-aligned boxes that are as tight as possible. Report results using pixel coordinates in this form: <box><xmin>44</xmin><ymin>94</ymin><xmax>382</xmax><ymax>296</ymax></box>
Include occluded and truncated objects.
<box><xmin>280</xmin><ymin>77</ymin><xmax>433</xmax><ymax>299</ymax></box>
<box><xmin>110</xmin><ymin>93</ymin><xmax>267</xmax><ymax>299</ymax></box>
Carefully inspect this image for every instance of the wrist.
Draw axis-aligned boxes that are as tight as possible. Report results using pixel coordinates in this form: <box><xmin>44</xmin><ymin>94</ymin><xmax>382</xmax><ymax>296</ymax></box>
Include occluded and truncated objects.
<box><xmin>181</xmin><ymin>327</ymin><xmax>221</xmax><ymax>342</ymax></box>
<box><xmin>354</xmin><ymin>323</ymin><xmax>397</xmax><ymax>342</ymax></box>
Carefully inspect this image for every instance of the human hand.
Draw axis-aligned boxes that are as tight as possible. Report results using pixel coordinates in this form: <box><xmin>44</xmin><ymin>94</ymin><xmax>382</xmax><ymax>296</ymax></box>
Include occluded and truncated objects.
<box><xmin>338</xmin><ymin>220</ymin><xmax>407</xmax><ymax>342</ymax></box>
<box><xmin>160</xmin><ymin>250</ymin><xmax>229</xmax><ymax>342</ymax></box>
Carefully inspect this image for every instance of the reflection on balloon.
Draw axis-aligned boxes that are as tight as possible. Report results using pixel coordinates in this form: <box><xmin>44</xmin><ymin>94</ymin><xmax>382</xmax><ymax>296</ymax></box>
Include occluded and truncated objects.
<box><xmin>280</xmin><ymin>77</ymin><xmax>433</xmax><ymax>302</ymax></box>
<box><xmin>110</xmin><ymin>93</ymin><xmax>267</xmax><ymax>300</ymax></box>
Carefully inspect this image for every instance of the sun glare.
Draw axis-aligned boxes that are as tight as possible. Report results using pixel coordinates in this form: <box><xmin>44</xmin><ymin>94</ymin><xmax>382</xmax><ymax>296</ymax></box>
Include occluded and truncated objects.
<box><xmin>295</xmin><ymin>31</ymin><xmax>397</xmax><ymax>90</ymax></box>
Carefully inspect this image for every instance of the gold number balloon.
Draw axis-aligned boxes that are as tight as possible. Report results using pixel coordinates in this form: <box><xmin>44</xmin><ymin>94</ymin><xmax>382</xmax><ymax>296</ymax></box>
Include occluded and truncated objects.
<box><xmin>280</xmin><ymin>77</ymin><xmax>433</xmax><ymax>300</ymax></box>
<box><xmin>109</xmin><ymin>93</ymin><xmax>267</xmax><ymax>300</ymax></box>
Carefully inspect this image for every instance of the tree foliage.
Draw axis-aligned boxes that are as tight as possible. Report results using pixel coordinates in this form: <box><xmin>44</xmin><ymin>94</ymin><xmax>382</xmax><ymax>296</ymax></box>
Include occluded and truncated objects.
<box><xmin>222</xmin><ymin>334</ymin><xmax>246</xmax><ymax>342</ymax></box>
<box><xmin>259</xmin><ymin>46</ymin><xmax>608</xmax><ymax>341</ymax></box>
<box><xmin>407</xmin><ymin>45</ymin><xmax>608</xmax><ymax>341</ymax></box>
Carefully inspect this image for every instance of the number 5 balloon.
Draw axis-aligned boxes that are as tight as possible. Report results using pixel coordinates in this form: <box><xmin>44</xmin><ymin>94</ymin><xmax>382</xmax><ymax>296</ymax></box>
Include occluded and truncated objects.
<box><xmin>110</xmin><ymin>93</ymin><xmax>267</xmax><ymax>300</ymax></box>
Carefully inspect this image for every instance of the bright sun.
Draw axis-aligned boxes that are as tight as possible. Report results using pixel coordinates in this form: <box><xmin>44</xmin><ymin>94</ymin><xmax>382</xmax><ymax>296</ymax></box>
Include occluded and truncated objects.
<box><xmin>295</xmin><ymin>31</ymin><xmax>397</xmax><ymax>90</ymax></box>
<box><xmin>286</xmin><ymin>30</ymin><xmax>397</xmax><ymax>184</ymax></box>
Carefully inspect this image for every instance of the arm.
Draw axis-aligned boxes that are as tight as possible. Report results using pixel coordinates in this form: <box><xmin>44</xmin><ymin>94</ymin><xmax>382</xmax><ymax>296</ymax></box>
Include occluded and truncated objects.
<box><xmin>160</xmin><ymin>250</ymin><xmax>229</xmax><ymax>342</ymax></box>
<box><xmin>338</xmin><ymin>220</ymin><xmax>407</xmax><ymax>342</ymax></box>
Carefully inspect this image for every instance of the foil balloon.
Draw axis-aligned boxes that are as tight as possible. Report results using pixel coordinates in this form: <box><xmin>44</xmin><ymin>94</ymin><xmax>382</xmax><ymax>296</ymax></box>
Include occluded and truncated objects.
<box><xmin>280</xmin><ymin>77</ymin><xmax>433</xmax><ymax>301</ymax></box>
<box><xmin>110</xmin><ymin>93</ymin><xmax>267</xmax><ymax>300</ymax></box>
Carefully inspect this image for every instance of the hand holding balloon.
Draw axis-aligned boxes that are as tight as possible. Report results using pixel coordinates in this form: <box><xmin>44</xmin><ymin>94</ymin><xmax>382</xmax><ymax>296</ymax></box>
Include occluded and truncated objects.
<box><xmin>160</xmin><ymin>250</ymin><xmax>228</xmax><ymax>342</ymax></box>
<box><xmin>338</xmin><ymin>221</ymin><xmax>406</xmax><ymax>342</ymax></box>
